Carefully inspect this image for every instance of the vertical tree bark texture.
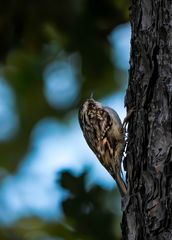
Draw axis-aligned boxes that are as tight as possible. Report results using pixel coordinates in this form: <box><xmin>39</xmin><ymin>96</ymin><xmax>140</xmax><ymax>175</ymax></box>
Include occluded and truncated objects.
<box><xmin>122</xmin><ymin>0</ymin><xmax>172</xmax><ymax>239</ymax></box>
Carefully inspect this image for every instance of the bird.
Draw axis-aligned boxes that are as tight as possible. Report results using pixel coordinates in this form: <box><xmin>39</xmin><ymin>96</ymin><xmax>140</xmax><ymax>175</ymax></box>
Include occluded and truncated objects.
<box><xmin>78</xmin><ymin>97</ymin><xmax>127</xmax><ymax>196</ymax></box>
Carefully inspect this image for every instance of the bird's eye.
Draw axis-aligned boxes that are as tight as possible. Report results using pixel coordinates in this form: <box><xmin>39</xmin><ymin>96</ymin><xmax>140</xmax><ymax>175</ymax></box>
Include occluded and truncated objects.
<box><xmin>89</xmin><ymin>103</ymin><xmax>95</xmax><ymax>108</ymax></box>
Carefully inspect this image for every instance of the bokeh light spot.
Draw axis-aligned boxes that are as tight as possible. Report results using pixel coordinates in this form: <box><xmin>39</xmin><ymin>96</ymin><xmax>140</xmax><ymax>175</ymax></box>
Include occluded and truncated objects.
<box><xmin>109</xmin><ymin>23</ymin><xmax>131</xmax><ymax>71</ymax></box>
<box><xmin>43</xmin><ymin>53</ymin><xmax>81</xmax><ymax>109</ymax></box>
<box><xmin>0</xmin><ymin>77</ymin><xmax>18</xmax><ymax>141</ymax></box>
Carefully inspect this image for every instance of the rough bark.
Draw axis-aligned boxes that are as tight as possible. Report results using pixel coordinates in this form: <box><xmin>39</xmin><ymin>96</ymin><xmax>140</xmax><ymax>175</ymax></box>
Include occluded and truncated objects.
<box><xmin>122</xmin><ymin>0</ymin><xmax>172</xmax><ymax>239</ymax></box>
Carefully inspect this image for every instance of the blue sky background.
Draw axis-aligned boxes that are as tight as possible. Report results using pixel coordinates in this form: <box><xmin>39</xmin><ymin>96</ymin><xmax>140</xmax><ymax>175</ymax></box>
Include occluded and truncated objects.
<box><xmin>0</xmin><ymin>23</ymin><xmax>131</xmax><ymax>225</ymax></box>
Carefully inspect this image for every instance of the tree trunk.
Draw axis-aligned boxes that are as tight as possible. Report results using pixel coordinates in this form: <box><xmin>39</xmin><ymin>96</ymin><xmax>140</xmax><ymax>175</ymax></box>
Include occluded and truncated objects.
<box><xmin>122</xmin><ymin>0</ymin><xmax>172</xmax><ymax>239</ymax></box>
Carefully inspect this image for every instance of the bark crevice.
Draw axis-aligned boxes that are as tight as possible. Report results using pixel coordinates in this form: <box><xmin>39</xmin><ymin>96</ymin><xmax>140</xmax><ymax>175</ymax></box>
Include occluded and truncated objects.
<box><xmin>122</xmin><ymin>0</ymin><xmax>172</xmax><ymax>239</ymax></box>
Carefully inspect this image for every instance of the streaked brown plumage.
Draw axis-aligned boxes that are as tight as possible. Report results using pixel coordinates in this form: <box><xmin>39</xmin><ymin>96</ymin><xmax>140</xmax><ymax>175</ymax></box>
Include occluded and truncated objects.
<box><xmin>78</xmin><ymin>97</ymin><xmax>127</xmax><ymax>196</ymax></box>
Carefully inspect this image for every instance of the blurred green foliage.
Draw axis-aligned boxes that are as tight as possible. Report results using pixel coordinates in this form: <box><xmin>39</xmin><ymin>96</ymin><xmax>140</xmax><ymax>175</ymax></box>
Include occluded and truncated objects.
<box><xmin>0</xmin><ymin>171</ymin><xmax>122</xmax><ymax>240</ymax></box>
<box><xmin>0</xmin><ymin>0</ymin><xmax>129</xmax><ymax>171</ymax></box>
<box><xmin>60</xmin><ymin>171</ymin><xmax>121</xmax><ymax>240</ymax></box>
<box><xmin>0</xmin><ymin>0</ymin><xmax>129</xmax><ymax>239</ymax></box>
